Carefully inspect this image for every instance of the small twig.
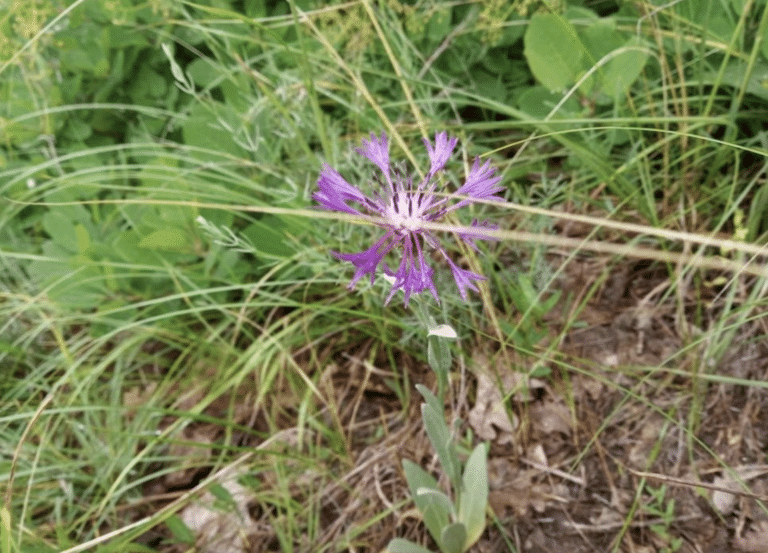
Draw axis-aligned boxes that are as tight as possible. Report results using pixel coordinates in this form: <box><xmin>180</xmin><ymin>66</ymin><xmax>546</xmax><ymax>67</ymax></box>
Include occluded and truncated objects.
<box><xmin>520</xmin><ymin>457</ymin><xmax>586</xmax><ymax>486</ymax></box>
<box><xmin>374</xmin><ymin>462</ymin><xmax>397</xmax><ymax>514</ymax></box>
<box><xmin>627</xmin><ymin>467</ymin><xmax>768</xmax><ymax>502</ymax></box>
<box><xmin>562</xmin><ymin>513</ymin><xmax>704</xmax><ymax>533</ymax></box>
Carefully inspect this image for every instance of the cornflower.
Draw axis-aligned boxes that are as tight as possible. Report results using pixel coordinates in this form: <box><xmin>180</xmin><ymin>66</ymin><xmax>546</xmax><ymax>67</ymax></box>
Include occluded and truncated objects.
<box><xmin>314</xmin><ymin>131</ymin><xmax>503</xmax><ymax>306</ymax></box>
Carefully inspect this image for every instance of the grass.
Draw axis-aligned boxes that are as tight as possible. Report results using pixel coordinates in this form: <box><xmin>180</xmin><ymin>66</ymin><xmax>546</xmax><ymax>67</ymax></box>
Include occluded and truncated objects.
<box><xmin>2</xmin><ymin>0</ymin><xmax>768</xmax><ymax>552</ymax></box>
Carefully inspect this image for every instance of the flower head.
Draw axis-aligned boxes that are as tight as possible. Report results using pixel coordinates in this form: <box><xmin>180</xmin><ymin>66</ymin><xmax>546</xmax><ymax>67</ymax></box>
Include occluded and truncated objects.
<box><xmin>314</xmin><ymin>131</ymin><xmax>502</xmax><ymax>306</ymax></box>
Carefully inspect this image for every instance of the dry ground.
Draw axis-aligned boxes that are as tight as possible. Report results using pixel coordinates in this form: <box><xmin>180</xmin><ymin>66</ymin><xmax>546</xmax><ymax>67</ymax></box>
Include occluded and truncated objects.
<box><xmin>148</xmin><ymin>245</ymin><xmax>768</xmax><ymax>553</ymax></box>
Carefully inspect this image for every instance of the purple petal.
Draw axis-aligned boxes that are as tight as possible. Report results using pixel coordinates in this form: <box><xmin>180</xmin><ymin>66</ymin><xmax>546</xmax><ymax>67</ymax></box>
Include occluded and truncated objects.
<box><xmin>453</xmin><ymin>158</ymin><xmax>503</xmax><ymax>208</ymax></box>
<box><xmin>384</xmin><ymin>238</ymin><xmax>439</xmax><ymax>306</ymax></box>
<box><xmin>356</xmin><ymin>132</ymin><xmax>391</xmax><ymax>177</ymax></box>
<box><xmin>423</xmin><ymin>131</ymin><xmax>457</xmax><ymax>176</ymax></box>
<box><xmin>313</xmin><ymin>164</ymin><xmax>368</xmax><ymax>214</ymax></box>
<box><xmin>335</xmin><ymin>232</ymin><xmax>398</xmax><ymax>288</ymax></box>
<box><xmin>458</xmin><ymin>219</ymin><xmax>499</xmax><ymax>250</ymax></box>
<box><xmin>445</xmin><ymin>257</ymin><xmax>485</xmax><ymax>301</ymax></box>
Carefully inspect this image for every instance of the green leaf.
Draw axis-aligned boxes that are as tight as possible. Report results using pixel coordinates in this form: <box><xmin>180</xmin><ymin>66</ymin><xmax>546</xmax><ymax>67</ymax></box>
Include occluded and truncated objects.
<box><xmin>181</xmin><ymin>101</ymin><xmax>248</xmax><ymax>161</ymax></box>
<box><xmin>402</xmin><ymin>460</ymin><xmax>450</xmax><ymax>546</ymax></box>
<box><xmin>42</xmin><ymin>211</ymin><xmax>78</xmax><ymax>253</ymax></box>
<box><xmin>209</xmin><ymin>483</ymin><xmax>238</xmax><ymax>511</ymax></box>
<box><xmin>421</xmin><ymin>402</ymin><xmax>462</xmax><ymax>489</ymax></box>
<box><xmin>74</xmin><ymin>223</ymin><xmax>92</xmax><ymax>255</ymax></box>
<box><xmin>138</xmin><ymin>229</ymin><xmax>189</xmax><ymax>252</ymax></box>
<box><xmin>598</xmin><ymin>37</ymin><xmax>649</xmax><ymax>97</ymax></box>
<box><xmin>426</xmin><ymin>9</ymin><xmax>451</xmax><ymax>43</ymax></box>
<box><xmin>242</xmin><ymin>216</ymin><xmax>298</xmax><ymax>259</ymax></box>
<box><xmin>415</xmin><ymin>384</ymin><xmax>443</xmax><ymax>417</ymax></box>
<box><xmin>427</xmin><ymin>334</ymin><xmax>452</xmax><ymax>375</ymax></box>
<box><xmin>578</xmin><ymin>17</ymin><xmax>623</xmax><ymax>95</ymax></box>
<box><xmin>186</xmin><ymin>57</ymin><xmax>222</xmax><ymax>89</ymax></box>
<box><xmin>164</xmin><ymin>514</ymin><xmax>195</xmax><ymax>545</ymax></box>
<box><xmin>704</xmin><ymin>59</ymin><xmax>768</xmax><ymax>102</ymax></box>
<box><xmin>524</xmin><ymin>13</ymin><xmax>583</xmax><ymax>92</ymax></box>
<box><xmin>748</xmin><ymin>182</ymin><xmax>768</xmax><ymax>240</ymax></box>
<box><xmin>440</xmin><ymin>522</ymin><xmax>467</xmax><ymax>553</ymax></box>
<box><xmin>415</xmin><ymin>488</ymin><xmax>456</xmax><ymax>519</ymax></box>
<box><xmin>135</xmin><ymin>155</ymin><xmax>180</xmax><ymax>190</ymax></box>
<box><xmin>458</xmin><ymin>444</ymin><xmax>488</xmax><ymax>549</ymax></box>
<box><xmin>386</xmin><ymin>538</ymin><xmax>434</xmax><ymax>553</ymax></box>
<box><xmin>27</xmin><ymin>242</ymin><xmax>72</xmax><ymax>283</ymax></box>
<box><xmin>517</xmin><ymin>86</ymin><xmax>581</xmax><ymax>119</ymax></box>
<box><xmin>762</xmin><ymin>15</ymin><xmax>768</xmax><ymax>62</ymax></box>
<box><xmin>416</xmin><ymin>386</ymin><xmax>462</xmax><ymax>488</ymax></box>
<box><xmin>64</xmin><ymin>117</ymin><xmax>92</xmax><ymax>141</ymax></box>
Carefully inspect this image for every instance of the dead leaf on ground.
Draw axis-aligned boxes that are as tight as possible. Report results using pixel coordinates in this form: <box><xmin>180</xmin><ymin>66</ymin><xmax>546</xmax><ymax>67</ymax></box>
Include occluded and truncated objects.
<box><xmin>628</xmin><ymin>415</ymin><xmax>665</xmax><ymax>469</ymax></box>
<box><xmin>468</xmin><ymin>369</ymin><xmax>517</xmax><ymax>444</ymax></box>
<box><xmin>122</xmin><ymin>381</ymin><xmax>158</xmax><ymax>417</ymax></box>
<box><xmin>712</xmin><ymin>465</ymin><xmax>768</xmax><ymax>515</ymax></box>
<box><xmin>529</xmin><ymin>399</ymin><xmax>572</xmax><ymax>436</ymax></box>
<box><xmin>468</xmin><ymin>355</ymin><xmax>545</xmax><ymax>444</ymax></box>
<box><xmin>180</xmin><ymin>465</ymin><xmax>259</xmax><ymax>553</ymax></box>
<box><xmin>164</xmin><ymin>426</ymin><xmax>217</xmax><ymax>488</ymax></box>
<box><xmin>734</xmin><ymin>520</ymin><xmax>768</xmax><ymax>553</ymax></box>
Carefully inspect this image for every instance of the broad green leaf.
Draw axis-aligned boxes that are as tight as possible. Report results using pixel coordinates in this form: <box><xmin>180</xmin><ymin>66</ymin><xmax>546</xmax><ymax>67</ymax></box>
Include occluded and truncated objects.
<box><xmin>42</xmin><ymin>211</ymin><xmax>78</xmax><ymax>253</ymax></box>
<box><xmin>426</xmin><ymin>9</ymin><xmax>451</xmax><ymax>43</ymax></box>
<box><xmin>112</xmin><ymin>230</ymin><xmax>149</xmax><ymax>264</ymax></box>
<box><xmin>63</xmin><ymin>117</ymin><xmax>92</xmax><ymax>141</ymax></box>
<box><xmin>27</xmin><ymin>242</ymin><xmax>73</xmax><ymax>283</ymax></box>
<box><xmin>138</xmin><ymin>229</ymin><xmax>189</xmax><ymax>252</ymax></box>
<box><xmin>0</xmin><ymin>69</ymin><xmax>62</xmax><ymax>144</ymax></box>
<box><xmin>458</xmin><ymin>444</ymin><xmax>488</xmax><ymax>549</ymax></box>
<box><xmin>517</xmin><ymin>86</ymin><xmax>581</xmax><ymax>119</ymax></box>
<box><xmin>415</xmin><ymin>488</ymin><xmax>456</xmax><ymax>519</ymax></box>
<box><xmin>74</xmin><ymin>224</ymin><xmax>92</xmax><ymax>255</ymax></box>
<box><xmin>599</xmin><ymin>37</ymin><xmax>649</xmax><ymax>97</ymax></box>
<box><xmin>186</xmin><ymin>58</ymin><xmax>222</xmax><ymax>89</ymax></box>
<box><xmin>705</xmin><ymin>59</ymin><xmax>768</xmax><ymax>102</ymax></box>
<box><xmin>129</xmin><ymin>66</ymin><xmax>169</xmax><ymax>104</ymax></box>
<box><xmin>181</xmin><ymin>101</ymin><xmax>248</xmax><ymax>161</ymax></box>
<box><xmin>245</xmin><ymin>0</ymin><xmax>268</xmax><ymax>17</ymax></box>
<box><xmin>108</xmin><ymin>25</ymin><xmax>150</xmax><ymax>48</ymax></box>
<box><xmin>28</xmin><ymin>247</ymin><xmax>105</xmax><ymax>307</ymax></box>
<box><xmin>402</xmin><ymin>460</ymin><xmax>449</xmax><ymax>545</ymax></box>
<box><xmin>387</xmin><ymin>538</ymin><xmax>434</xmax><ymax>553</ymax></box>
<box><xmin>209</xmin><ymin>483</ymin><xmax>238</xmax><ymax>511</ymax></box>
<box><xmin>416</xmin><ymin>386</ymin><xmax>462</xmax><ymax>487</ymax></box>
<box><xmin>524</xmin><ymin>13</ymin><xmax>583</xmax><ymax>92</ymax></box>
<box><xmin>136</xmin><ymin>156</ymin><xmax>180</xmax><ymax>190</ymax></box>
<box><xmin>242</xmin><ymin>216</ymin><xmax>297</xmax><ymax>259</ymax></box>
<box><xmin>578</xmin><ymin>17</ymin><xmax>624</xmax><ymax>95</ymax></box>
<box><xmin>440</xmin><ymin>522</ymin><xmax>467</xmax><ymax>553</ymax></box>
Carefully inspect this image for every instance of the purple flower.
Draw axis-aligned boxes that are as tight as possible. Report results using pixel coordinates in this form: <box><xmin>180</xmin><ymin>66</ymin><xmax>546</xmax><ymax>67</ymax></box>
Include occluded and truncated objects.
<box><xmin>314</xmin><ymin>131</ymin><xmax>502</xmax><ymax>306</ymax></box>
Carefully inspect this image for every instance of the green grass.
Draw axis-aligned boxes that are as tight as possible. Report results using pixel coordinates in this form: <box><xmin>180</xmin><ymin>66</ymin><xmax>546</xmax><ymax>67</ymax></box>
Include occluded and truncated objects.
<box><xmin>2</xmin><ymin>0</ymin><xmax>768</xmax><ymax>552</ymax></box>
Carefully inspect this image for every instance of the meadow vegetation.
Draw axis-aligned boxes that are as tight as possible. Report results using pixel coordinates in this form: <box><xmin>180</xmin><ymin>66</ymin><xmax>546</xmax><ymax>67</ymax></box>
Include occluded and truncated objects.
<box><xmin>2</xmin><ymin>1</ymin><xmax>768</xmax><ymax>552</ymax></box>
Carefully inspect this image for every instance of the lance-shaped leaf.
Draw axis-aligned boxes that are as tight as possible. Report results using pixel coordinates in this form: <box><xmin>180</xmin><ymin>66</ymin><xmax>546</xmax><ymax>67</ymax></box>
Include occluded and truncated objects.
<box><xmin>457</xmin><ymin>443</ymin><xmax>488</xmax><ymax>549</ymax></box>
<box><xmin>402</xmin><ymin>460</ymin><xmax>450</xmax><ymax>546</ymax></box>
